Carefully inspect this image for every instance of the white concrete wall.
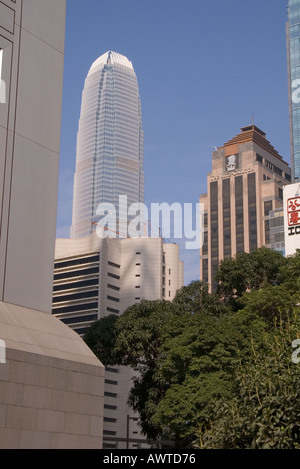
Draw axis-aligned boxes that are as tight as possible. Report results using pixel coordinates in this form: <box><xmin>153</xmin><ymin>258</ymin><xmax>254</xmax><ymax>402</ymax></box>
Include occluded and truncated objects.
<box><xmin>0</xmin><ymin>0</ymin><xmax>66</xmax><ymax>313</ymax></box>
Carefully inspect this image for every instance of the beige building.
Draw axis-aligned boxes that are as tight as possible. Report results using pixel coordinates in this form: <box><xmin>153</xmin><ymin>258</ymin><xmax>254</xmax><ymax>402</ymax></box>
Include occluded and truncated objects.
<box><xmin>200</xmin><ymin>125</ymin><xmax>291</xmax><ymax>289</ymax></box>
<box><xmin>0</xmin><ymin>0</ymin><xmax>104</xmax><ymax>449</ymax></box>
<box><xmin>53</xmin><ymin>233</ymin><xmax>184</xmax><ymax>448</ymax></box>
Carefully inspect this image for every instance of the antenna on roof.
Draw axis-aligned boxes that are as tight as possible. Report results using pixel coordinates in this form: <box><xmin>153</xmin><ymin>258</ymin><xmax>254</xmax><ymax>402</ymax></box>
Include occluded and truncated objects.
<box><xmin>252</xmin><ymin>111</ymin><xmax>254</xmax><ymax>125</ymax></box>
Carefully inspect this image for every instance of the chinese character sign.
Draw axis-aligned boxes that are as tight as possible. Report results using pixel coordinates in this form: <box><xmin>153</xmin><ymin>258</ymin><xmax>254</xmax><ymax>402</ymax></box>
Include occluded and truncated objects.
<box><xmin>288</xmin><ymin>197</ymin><xmax>300</xmax><ymax>226</ymax></box>
<box><xmin>284</xmin><ymin>185</ymin><xmax>300</xmax><ymax>257</ymax></box>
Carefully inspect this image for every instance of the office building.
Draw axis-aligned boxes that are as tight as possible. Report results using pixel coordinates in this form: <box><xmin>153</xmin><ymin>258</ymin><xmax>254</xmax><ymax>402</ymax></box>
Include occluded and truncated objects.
<box><xmin>71</xmin><ymin>51</ymin><xmax>144</xmax><ymax>239</ymax></box>
<box><xmin>0</xmin><ymin>0</ymin><xmax>104</xmax><ymax>449</ymax></box>
<box><xmin>269</xmin><ymin>208</ymin><xmax>285</xmax><ymax>255</ymax></box>
<box><xmin>200</xmin><ymin>125</ymin><xmax>291</xmax><ymax>289</ymax></box>
<box><xmin>287</xmin><ymin>0</ymin><xmax>300</xmax><ymax>181</ymax></box>
<box><xmin>52</xmin><ymin>232</ymin><xmax>184</xmax><ymax>448</ymax></box>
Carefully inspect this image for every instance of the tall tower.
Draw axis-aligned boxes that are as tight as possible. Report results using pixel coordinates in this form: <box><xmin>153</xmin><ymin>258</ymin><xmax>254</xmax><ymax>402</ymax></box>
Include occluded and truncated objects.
<box><xmin>71</xmin><ymin>51</ymin><xmax>144</xmax><ymax>239</ymax></box>
<box><xmin>287</xmin><ymin>0</ymin><xmax>300</xmax><ymax>182</ymax></box>
<box><xmin>200</xmin><ymin>125</ymin><xmax>291</xmax><ymax>290</ymax></box>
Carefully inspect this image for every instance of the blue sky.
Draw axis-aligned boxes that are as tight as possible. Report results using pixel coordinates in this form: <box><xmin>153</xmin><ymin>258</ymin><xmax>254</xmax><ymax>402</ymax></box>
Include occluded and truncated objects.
<box><xmin>57</xmin><ymin>0</ymin><xmax>290</xmax><ymax>284</ymax></box>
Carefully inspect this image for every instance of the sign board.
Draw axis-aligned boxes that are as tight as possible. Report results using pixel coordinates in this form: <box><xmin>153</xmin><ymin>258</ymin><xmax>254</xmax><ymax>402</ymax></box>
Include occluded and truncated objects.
<box><xmin>283</xmin><ymin>183</ymin><xmax>300</xmax><ymax>256</ymax></box>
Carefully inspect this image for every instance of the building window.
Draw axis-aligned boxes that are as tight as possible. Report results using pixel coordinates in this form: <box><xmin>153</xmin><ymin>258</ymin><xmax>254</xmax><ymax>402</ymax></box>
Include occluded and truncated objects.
<box><xmin>279</xmin><ymin>188</ymin><xmax>283</xmax><ymax>200</ymax></box>
<box><xmin>264</xmin><ymin>201</ymin><xmax>273</xmax><ymax>217</ymax></box>
<box><xmin>104</xmin><ymin>404</ymin><xmax>117</xmax><ymax>410</ymax></box>
<box><xmin>104</xmin><ymin>417</ymin><xmax>117</xmax><ymax>423</ymax></box>
<box><xmin>248</xmin><ymin>173</ymin><xmax>257</xmax><ymax>251</ymax></box>
<box><xmin>108</xmin><ymin>272</ymin><xmax>120</xmax><ymax>280</ymax></box>
<box><xmin>105</xmin><ymin>379</ymin><xmax>118</xmax><ymax>385</ymax></box>
<box><xmin>106</xmin><ymin>367</ymin><xmax>119</xmax><ymax>373</ymax></box>
<box><xmin>222</xmin><ymin>178</ymin><xmax>231</xmax><ymax>259</ymax></box>
<box><xmin>210</xmin><ymin>181</ymin><xmax>219</xmax><ymax>287</ymax></box>
<box><xmin>265</xmin><ymin>220</ymin><xmax>270</xmax><ymax>245</ymax></box>
<box><xmin>235</xmin><ymin>176</ymin><xmax>244</xmax><ymax>254</ymax></box>
<box><xmin>104</xmin><ymin>392</ymin><xmax>117</xmax><ymax>398</ymax></box>
<box><xmin>108</xmin><ymin>261</ymin><xmax>120</xmax><ymax>269</ymax></box>
<box><xmin>202</xmin><ymin>259</ymin><xmax>209</xmax><ymax>283</ymax></box>
<box><xmin>107</xmin><ymin>296</ymin><xmax>119</xmax><ymax>303</ymax></box>
<box><xmin>107</xmin><ymin>307</ymin><xmax>119</xmax><ymax>314</ymax></box>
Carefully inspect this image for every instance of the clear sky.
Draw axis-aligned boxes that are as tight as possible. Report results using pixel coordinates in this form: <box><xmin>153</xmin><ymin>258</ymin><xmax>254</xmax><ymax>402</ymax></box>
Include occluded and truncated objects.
<box><xmin>57</xmin><ymin>0</ymin><xmax>290</xmax><ymax>285</ymax></box>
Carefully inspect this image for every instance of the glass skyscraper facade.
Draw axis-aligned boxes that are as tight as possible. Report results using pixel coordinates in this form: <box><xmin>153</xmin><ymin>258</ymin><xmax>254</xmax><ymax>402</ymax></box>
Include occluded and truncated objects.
<box><xmin>71</xmin><ymin>51</ymin><xmax>144</xmax><ymax>239</ymax></box>
<box><xmin>287</xmin><ymin>0</ymin><xmax>300</xmax><ymax>181</ymax></box>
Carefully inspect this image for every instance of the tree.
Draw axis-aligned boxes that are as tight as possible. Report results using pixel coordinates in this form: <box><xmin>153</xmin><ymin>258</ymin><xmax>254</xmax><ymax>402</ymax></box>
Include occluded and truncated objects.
<box><xmin>201</xmin><ymin>311</ymin><xmax>300</xmax><ymax>449</ymax></box>
<box><xmin>84</xmin><ymin>314</ymin><xmax>119</xmax><ymax>365</ymax></box>
<box><xmin>214</xmin><ymin>247</ymin><xmax>287</xmax><ymax>310</ymax></box>
<box><xmin>150</xmin><ymin>308</ymin><xmax>266</xmax><ymax>447</ymax></box>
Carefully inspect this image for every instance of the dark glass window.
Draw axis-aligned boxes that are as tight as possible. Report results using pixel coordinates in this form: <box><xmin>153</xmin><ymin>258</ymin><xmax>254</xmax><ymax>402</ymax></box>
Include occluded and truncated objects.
<box><xmin>235</xmin><ymin>176</ymin><xmax>244</xmax><ymax>253</ymax></box>
<box><xmin>108</xmin><ymin>272</ymin><xmax>120</xmax><ymax>280</ymax></box>
<box><xmin>222</xmin><ymin>179</ymin><xmax>231</xmax><ymax>259</ymax></box>
<box><xmin>107</xmin><ymin>284</ymin><xmax>120</xmax><ymax>291</ymax></box>
<box><xmin>202</xmin><ymin>231</ymin><xmax>208</xmax><ymax>256</ymax></box>
<box><xmin>54</xmin><ymin>267</ymin><xmax>99</xmax><ymax>281</ymax></box>
<box><xmin>107</xmin><ymin>307</ymin><xmax>119</xmax><ymax>314</ymax></box>
<box><xmin>248</xmin><ymin>173</ymin><xmax>257</xmax><ymax>251</ymax></box>
<box><xmin>210</xmin><ymin>182</ymin><xmax>219</xmax><ymax>289</ymax></box>
<box><xmin>105</xmin><ymin>379</ymin><xmax>118</xmax><ymax>386</ymax></box>
<box><xmin>54</xmin><ymin>254</ymin><xmax>99</xmax><ymax>270</ymax></box>
<box><xmin>265</xmin><ymin>220</ymin><xmax>270</xmax><ymax>245</ymax></box>
<box><xmin>202</xmin><ymin>259</ymin><xmax>209</xmax><ymax>283</ymax></box>
<box><xmin>52</xmin><ymin>302</ymin><xmax>98</xmax><ymax>315</ymax></box>
<box><xmin>53</xmin><ymin>290</ymin><xmax>98</xmax><ymax>303</ymax></box>
<box><xmin>53</xmin><ymin>278</ymin><xmax>99</xmax><ymax>292</ymax></box>
<box><xmin>61</xmin><ymin>314</ymin><xmax>98</xmax><ymax>325</ymax></box>
<box><xmin>104</xmin><ymin>392</ymin><xmax>117</xmax><ymax>398</ymax></box>
<box><xmin>107</xmin><ymin>296</ymin><xmax>119</xmax><ymax>303</ymax></box>
<box><xmin>264</xmin><ymin>201</ymin><xmax>273</xmax><ymax>217</ymax></box>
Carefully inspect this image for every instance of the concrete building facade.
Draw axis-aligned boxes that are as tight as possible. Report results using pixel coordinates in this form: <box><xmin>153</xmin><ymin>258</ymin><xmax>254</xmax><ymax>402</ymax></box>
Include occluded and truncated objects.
<box><xmin>53</xmin><ymin>233</ymin><xmax>184</xmax><ymax>448</ymax></box>
<box><xmin>200</xmin><ymin>125</ymin><xmax>291</xmax><ymax>289</ymax></box>
<box><xmin>0</xmin><ymin>0</ymin><xmax>104</xmax><ymax>449</ymax></box>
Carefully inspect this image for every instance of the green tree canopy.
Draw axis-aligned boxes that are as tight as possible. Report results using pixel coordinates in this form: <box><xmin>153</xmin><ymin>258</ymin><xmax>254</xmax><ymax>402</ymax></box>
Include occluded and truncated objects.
<box><xmin>214</xmin><ymin>247</ymin><xmax>286</xmax><ymax>309</ymax></box>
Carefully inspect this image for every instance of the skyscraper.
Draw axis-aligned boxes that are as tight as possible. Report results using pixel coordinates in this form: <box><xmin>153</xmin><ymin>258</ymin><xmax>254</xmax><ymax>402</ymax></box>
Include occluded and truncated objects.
<box><xmin>287</xmin><ymin>0</ymin><xmax>300</xmax><ymax>181</ymax></box>
<box><xmin>200</xmin><ymin>125</ymin><xmax>291</xmax><ymax>289</ymax></box>
<box><xmin>71</xmin><ymin>51</ymin><xmax>144</xmax><ymax>239</ymax></box>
